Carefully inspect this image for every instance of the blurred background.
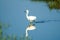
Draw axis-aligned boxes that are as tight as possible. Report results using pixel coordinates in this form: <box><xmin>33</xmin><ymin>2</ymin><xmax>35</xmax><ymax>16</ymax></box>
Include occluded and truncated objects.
<box><xmin>0</xmin><ymin>0</ymin><xmax>60</xmax><ymax>40</ymax></box>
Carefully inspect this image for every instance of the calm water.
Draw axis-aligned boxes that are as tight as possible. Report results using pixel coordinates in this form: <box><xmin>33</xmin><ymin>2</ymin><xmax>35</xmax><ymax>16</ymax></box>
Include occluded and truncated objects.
<box><xmin>0</xmin><ymin>0</ymin><xmax>60</xmax><ymax>40</ymax></box>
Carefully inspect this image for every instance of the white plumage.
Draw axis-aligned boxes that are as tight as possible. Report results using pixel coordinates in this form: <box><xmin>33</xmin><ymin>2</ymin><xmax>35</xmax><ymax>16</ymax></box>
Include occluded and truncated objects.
<box><xmin>25</xmin><ymin>9</ymin><xmax>36</xmax><ymax>37</ymax></box>
<box><xmin>25</xmin><ymin>9</ymin><xmax>36</xmax><ymax>22</ymax></box>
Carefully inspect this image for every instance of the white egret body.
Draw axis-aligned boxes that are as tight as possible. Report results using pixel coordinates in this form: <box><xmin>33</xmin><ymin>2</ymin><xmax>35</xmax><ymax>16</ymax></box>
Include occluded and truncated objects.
<box><xmin>25</xmin><ymin>9</ymin><xmax>36</xmax><ymax>22</ymax></box>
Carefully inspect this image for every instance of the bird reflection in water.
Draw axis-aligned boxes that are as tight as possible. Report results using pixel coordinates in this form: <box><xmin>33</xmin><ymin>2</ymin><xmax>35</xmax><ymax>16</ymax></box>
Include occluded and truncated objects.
<box><xmin>26</xmin><ymin>24</ymin><xmax>36</xmax><ymax>37</ymax></box>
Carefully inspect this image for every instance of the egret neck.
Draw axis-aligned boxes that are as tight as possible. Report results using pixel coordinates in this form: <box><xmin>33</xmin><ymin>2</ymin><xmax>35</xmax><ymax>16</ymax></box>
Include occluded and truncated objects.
<box><xmin>26</xmin><ymin>10</ymin><xmax>29</xmax><ymax>19</ymax></box>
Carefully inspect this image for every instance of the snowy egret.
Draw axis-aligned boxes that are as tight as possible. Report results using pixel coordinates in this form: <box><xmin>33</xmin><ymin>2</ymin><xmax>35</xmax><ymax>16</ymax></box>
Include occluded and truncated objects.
<box><xmin>25</xmin><ymin>9</ymin><xmax>36</xmax><ymax>22</ymax></box>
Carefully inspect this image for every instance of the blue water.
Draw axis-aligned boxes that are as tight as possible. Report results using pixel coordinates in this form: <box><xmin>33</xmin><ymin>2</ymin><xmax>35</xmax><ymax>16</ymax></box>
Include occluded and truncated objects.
<box><xmin>0</xmin><ymin>0</ymin><xmax>60</xmax><ymax>40</ymax></box>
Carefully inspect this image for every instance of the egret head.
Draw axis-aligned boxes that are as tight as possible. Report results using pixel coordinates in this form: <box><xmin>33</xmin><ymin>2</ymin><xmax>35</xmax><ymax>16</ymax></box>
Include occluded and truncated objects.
<box><xmin>25</xmin><ymin>9</ymin><xmax>29</xmax><ymax>14</ymax></box>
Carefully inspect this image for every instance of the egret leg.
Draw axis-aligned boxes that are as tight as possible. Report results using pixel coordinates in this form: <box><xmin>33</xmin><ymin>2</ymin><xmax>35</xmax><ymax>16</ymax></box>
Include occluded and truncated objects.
<box><xmin>30</xmin><ymin>22</ymin><xmax>33</xmax><ymax>26</ymax></box>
